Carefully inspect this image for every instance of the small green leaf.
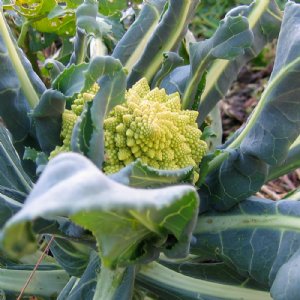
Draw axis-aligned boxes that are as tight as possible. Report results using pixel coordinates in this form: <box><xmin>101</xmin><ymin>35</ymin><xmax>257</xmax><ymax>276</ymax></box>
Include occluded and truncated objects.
<box><xmin>110</xmin><ymin>159</ymin><xmax>194</xmax><ymax>188</ymax></box>
<box><xmin>151</xmin><ymin>52</ymin><xmax>184</xmax><ymax>88</ymax></box>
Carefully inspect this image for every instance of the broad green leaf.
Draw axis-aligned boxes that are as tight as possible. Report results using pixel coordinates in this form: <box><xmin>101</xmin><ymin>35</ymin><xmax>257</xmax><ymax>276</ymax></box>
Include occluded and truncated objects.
<box><xmin>110</xmin><ymin>159</ymin><xmax>194</xmax><ymax>188</ymax></box>
<box><xmin>4</xmin><ymin>1</ymin><xmax>83</xmax><ymax>36</ymax></box>
<box><xmin>0</xmin><ymin>125</ymin><xmax>32</xmax><ymax>194</ymax></box>
<box><xmin>112</xmin><ymin>0</ymin><xmax>167</xmax><ymax>74</ymax></box>
<box><xmin>137</xmin><ymin>262</ymin><xmax>272</xmax><ymax>300</ymax></box>
<box><xmin>197</xmin><ymin>0</ymin><xmax>282</xmax><ymax>124</ymax></box>
<box><xmin>32</xmin><ymin>89</ymin><xmax>66</xmax><ymax>154</ymax></box>
<box><xmin>2</xmin><ymin>153</ymin><xmax>199</xmax><ymax>269</ymax></box>
<box><xmin>0</xmin><ymin>7</ymin><xmax>45</xmax><ymax>141</ymax></box>
<box><xmin>181</xmin><ymin>15</ymin><xmax>253</xmax><ymax>109</ymax></box>
<box><xmin>192</xmin><ymin>197</ymin><xmax>300</xmax><ymax>288</ymax></box>
<box><xmin>127</xmin><ymin>0</ymin><xmax>200</xmax><ymax>86</ymax></box>
<box><xmin>271</xmin><ymin>248</ymin><xmax>300</xmax><ymax>300</ymax></box>
<box><xmin>4</xmin><ymin>0</ymin><xmax>56</xmax><ymax>18</ymax></box>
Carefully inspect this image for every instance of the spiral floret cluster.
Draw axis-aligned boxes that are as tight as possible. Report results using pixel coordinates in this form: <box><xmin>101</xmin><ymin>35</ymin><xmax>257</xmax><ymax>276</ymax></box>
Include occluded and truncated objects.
<box><xmin>103</xmin><ymin>78</ymin><xmax>207</xmax><ymax>174</ymax></box>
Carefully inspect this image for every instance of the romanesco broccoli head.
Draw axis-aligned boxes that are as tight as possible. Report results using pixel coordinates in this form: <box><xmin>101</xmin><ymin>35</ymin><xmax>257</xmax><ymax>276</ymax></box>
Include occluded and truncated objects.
<box><xmin>103</xmin><ymin>78</ymin><xmax>207</xmax><ymax>174</ymax></box>
<box><xmin>50</xmin><ymin>78</ymin><xmax>207</xmax><ymax>175</ymax></box>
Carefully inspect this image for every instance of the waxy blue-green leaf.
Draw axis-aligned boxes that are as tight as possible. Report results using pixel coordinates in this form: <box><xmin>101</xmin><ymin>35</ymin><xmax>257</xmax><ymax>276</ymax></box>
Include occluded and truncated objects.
<box><xmin>0</xmin><ymin>7</ymin><xmax>45</xmax><ymax>141</ymax></box>
<box><xmin>48</xmin><ymin>237</ymin><xmax>91</xmax><ymax>277</ymax></box>
<box><xmin>32</xmin><ymin>89</ymin><xmax>66</xmax><ymax>154</ymax></box>
<box><xmin>110</xmin><ymin>159</ymin><xmax>194</xmax><ymax>188</ymax></box>
<box><xmin>44</xmin><ymin>59</ymin><xmax>66</xmax><ymax>81</ymax></box>
<box><xmin>68</xmin><ymin>0</ymin><xmax>105</xmax><ymax>66</ymax></box>
<box><xmin>59</xmin><ymin>251</ymin><xmax>99</xmax><ymax>300</ymax></box>
<box><xmin>198</xmin><ymin>2</ymin><xmax>299</xmax><ymax>211</ymax></box>
<box><xmin>0</xmin><ymin>188</ymin><xmax>22</xmax><ymax>229</ymax></box>
<box><xmin>59</xmin><ymin>251</ymin><xmax>135</xmax><ymax>300</ymax></box>
<box><xmin>52</xmin><ymin>62</ymin><xmax>89</xmax><ymax>98</ymax></box>
<box><xmin>237</xmin><ymin>1</ymin><xmax>300</xmax><ymax>166</ymax></box>
<box><xmin>151</xmin><ymin>52</ymin><xmax>184</xmax><ymax>88</ymax></box>
<box><xmin>160</xmin><ymin>65</ymin><xmax>190</xmax><ymax>96</ymax></box>
<box><xmin>0</xmin><ymin>125</ymin><xmax>32</xmax><ymax>194</ymax></box>
<box><xmin>112</xmin><ymin>0</ymin><xmax>167</xmax><ymax>74</ymax></box>
<box><xmin>181</xmin><ymin>14</ymin><xmax>253</xmax><ymax>109</ymax></box>
<box><xmin>137</xmin><ymin>262</ymin><xmax>272</xmax><ymax>300</ymax></box>
<box><xmin>192</xmin><ymin>197</ymin><xmax>300</xmax><ymax>288</ymax></box>
<box><xmin>197</xmin><ymin>0</ymin><xmax>282</xmax><ymax>124</ymax></box>
<box><xmin>161</xmin><ymin>0</ymin><xmax>280</xmax><ymax>108</ymax></box>
<box><xmin>271</xmin><ymin>248</ymin><xmax>300</xmax><ymax>300</ymax></box>
<box><xmin>199</xmin><ymin>149</ymin><xmax>269</xmax><ymax>211</ymax></box>
<box><xmin>2</xmin><ymin>153</ymin><xmax>199</xmax><ymax>269</ymax></box>
<box><xmin>268</xmin><ymin>135</ymin><xmax>300</xmax><ymax>181</ymax></box>
<box><xmin>127</xmin><ymin>0</ymin><xmax>199</xmax><ymax>86</ymax></box>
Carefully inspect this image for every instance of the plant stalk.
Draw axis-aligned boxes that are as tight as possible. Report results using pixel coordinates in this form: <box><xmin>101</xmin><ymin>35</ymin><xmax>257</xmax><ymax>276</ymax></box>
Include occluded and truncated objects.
<box><xmin>0</xmin><ymin>9</ymin><xmax>40</xmax><ymax>108</ymax></box>
<box><xmin>93</xmin><ymin>266</ymin><xmax>132</xmax><ymax>300</ymax></box>
<box><xmin>139</xmin><ymin>262</ymin><xmax>272</xmax><ymax>300</ymax></box>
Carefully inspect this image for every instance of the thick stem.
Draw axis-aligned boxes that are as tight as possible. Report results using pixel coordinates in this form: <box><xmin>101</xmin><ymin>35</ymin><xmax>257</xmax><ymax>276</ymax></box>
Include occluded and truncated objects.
<box><xmin>93</xmin><ymin>266</ymin><xmax>131</xmax><ymax>300</ymax></box>
<box><xmin>0</xmin><ymin>9</ymin><xmax>39</xmax><ymax>108</ymax></box>
<box><xmin>139</xmin><ymin>262</ymin><xmax>272</xmax><ymax>300</ymax></box>
<box><xmin>0</xmin><ymin>268</ymin><xmax>68</xmax><ymax>297</ymax></box>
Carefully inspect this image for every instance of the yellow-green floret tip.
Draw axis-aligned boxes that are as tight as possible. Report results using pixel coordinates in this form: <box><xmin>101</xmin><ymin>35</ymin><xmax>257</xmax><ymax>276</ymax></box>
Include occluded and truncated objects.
<box><xmin>103</xmin><ymin>78</ymin><xmax>207</xmax><ymax>174</ymax></box>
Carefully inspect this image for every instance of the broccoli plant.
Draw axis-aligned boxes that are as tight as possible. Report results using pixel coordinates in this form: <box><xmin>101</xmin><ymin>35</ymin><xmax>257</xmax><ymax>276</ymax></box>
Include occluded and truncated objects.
<box><xmin>0</xmin><ymin>0</ymin><xmax>300</xmax><ymax>299</ymax></box>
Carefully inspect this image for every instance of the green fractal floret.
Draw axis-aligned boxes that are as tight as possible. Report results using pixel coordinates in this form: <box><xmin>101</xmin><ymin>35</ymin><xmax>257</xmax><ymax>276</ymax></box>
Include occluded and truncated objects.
<box><xmin>103</xmin><ymin>78</ymin><xmax>207</xmax><ymax>174</ymax></box>
<box><xmin>49</xmin><ymin>84</ymin><xmax>99</xmax><ymax>158</ymax></box>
